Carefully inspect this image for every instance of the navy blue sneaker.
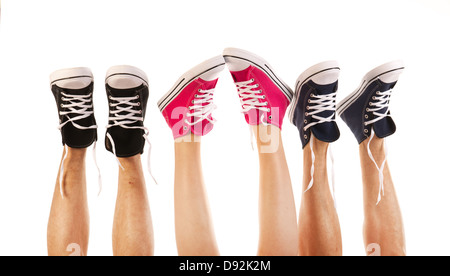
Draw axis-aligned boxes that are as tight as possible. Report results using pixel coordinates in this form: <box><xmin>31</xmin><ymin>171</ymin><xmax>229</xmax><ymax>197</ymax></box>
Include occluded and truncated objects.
<box><xmin>337</xmin><ymin>61</ymin><xmax>405</xmax><ymax>144</ymax></box>
<box><xmin>337</xmin><ymin>61</ymin><xmax>405</xmax><ymax>205</ymax></box>
<box><xmin>289</xmin><ymin>61</ymin><xmax>341</xmax><ymax>148</ymax></box>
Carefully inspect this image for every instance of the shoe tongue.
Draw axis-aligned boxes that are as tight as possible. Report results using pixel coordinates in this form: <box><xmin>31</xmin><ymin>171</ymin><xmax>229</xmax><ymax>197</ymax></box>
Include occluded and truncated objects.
<box><xmin>310</xmin><ymin>80</ymin><xmax>338</xmax><ymax>124</ymax></box>
<box><xmin>106</xmin><ymin>83</ymin><xmax>141</xmax><ymax>97</ymax></box>
<box><xmin>190</xmin><ymin>79</ymin><xmax>217</xmax><ymax>137</ymax></box>
<box><xmin>378</xmin><ymin>79</ymin><xmax>397</xmax><ymax>92</ymax></box>
<box><xmin>372</xmin><ymin>80</ymin><xmax>398</xmax><ymax>138</ymax></box>
<box><xmin>198</xmin><ymin>78</ymin><xmax>218</xmax><ymax>90</ymax></box>
<box><xmin>308</xmin><ymin>81</ymin><xmax>340</xmax><ymax>142</ymax></box>
<box><xmin>60</xmin><ymin>83</ymin><xmax>93</xmax><ymax>95</ymax></box>
<box><xmin>311</xmin><ymin>81</ymin><xmax>338</xmax><ymax>95</ymax></box>
<box><xmin>230</xmin><ymin>66</ymin><xmax>252</xmax><ymax>82</ymax></box>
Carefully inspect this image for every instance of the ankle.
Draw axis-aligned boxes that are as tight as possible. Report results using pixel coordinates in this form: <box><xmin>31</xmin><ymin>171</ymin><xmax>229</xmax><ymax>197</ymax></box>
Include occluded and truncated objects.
<box><xmin>65</xmin><ymin>147</ymin><xmax>87</xmax><ymax>161</ymax></box>
<box><xmin>360</xmin><ymin>136</ymin><xmax>385</xmax><ymax>155</ymax></box>
<box><xmin>253</xmin><ymin>125</ymin><xmax>282</xmax><ymax>154</ymax></box>
<box><xmin>305</xmin><ymin>137</ymin><xmax>329</xmax><ymax>155</ymax></box>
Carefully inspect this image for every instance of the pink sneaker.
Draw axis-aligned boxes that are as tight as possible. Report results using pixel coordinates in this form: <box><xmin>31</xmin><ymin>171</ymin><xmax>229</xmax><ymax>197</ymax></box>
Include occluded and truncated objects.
<box><xmin>223</xmin><ymin>48</ymin><xmax>293</xmax><ymax>129</ymax></box>
<box><xmin>158</xmin><ymin>56</ymin><xmax>226</xmax><ymax>139</ymax></box>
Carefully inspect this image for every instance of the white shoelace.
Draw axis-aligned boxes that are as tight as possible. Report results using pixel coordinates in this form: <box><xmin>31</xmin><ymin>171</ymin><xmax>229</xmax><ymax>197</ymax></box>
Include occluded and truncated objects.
<box><xmin>304</xmin><ymin>136</ymin><xmax>337</xmax><ymax>209</ymax></box>
<box><xmin>58</xmin><ymin>92</ymin><xmax>101</xmax><ymax>198</ymax></box>
<box><xmin>106</xmin><ymin>95</ymin><xmax>157</xmax><ymax>184</ymax></box>
<box><xmin>236</xmin><ymin>79</ymin><xmax>269</xmax><ymax>149</ymax></box>
<box><xmin>303</xmin><ymin>92</ymin><xmax>338</xmax><ymax>208</ymax></box>
<box><xmin>364</xmin><ymin>89</ymin><xmax>392</xmax><ymax>205</ymax></box>
<box><xmin>304</xmin><ymin>93</ymin><xmax>337</xmax><ymax>132</ymax></box>
<box><xmin>185</xmin><ymin>88</ymin><xmax>217</xmax><ymax>126</ymax></box>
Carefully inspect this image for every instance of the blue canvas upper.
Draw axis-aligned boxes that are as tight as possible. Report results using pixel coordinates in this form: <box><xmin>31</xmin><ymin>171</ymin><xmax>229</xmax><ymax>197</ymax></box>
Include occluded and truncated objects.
<box><xmin>293</xmin><ymin>80</ymin><xmax>340</xmax><ymax>148</ymax></box>
<box><xmin>339</xmin><ymin>79</ymin><xmax>397</xmax><ymax>144</ymax></box>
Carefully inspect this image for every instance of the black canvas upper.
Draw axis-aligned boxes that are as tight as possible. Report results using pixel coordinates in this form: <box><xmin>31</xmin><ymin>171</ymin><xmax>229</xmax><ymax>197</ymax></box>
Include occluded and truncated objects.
<box><xmin>52</xmin><ymin>82</ymin><xmax>97</xmax><ymax>148</ymax></box>
<box><xmin>293</xmin><ymin>80</ymin><xmax>340</xmax><ymax>148</ymax></box>
<box><xmin>105</xmin><ymin>83</ymin><xmax>149</xmax><ymax>158</ymax></box>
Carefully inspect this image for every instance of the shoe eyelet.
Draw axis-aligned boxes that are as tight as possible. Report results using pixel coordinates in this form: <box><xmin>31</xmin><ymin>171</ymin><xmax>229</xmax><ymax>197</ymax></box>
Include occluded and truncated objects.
<box><xmin>306</xmin><ymin>106</ymin><xmax>310</xmax><ymax>110</ymax></box>
<box><xmin>366</xmin><ymin>108</ymin><xmax>370</xmax><ymax>112</ymax></box>
<box><xmin>308</xmin><ymin>99</ymin><xmax>311</xmax><ymax>103</ymax></box>
<box><xmin>304</xmin><ymin>120</ymin><xmax>307</xmax><ymax>124</ymax></box>
<box><xmin>305</xmin><ymin>112</ymin><xmax>309</xmax><ymax>116</ymax></box>
<box><xmin>365</xmin><ymin>115</ymin><xmax>369</xmax><ymax>119</ymax></box>
<box><xmin>372</xmin><ymin>96</ymin><xmax>376</xmax><ymax>100</ymax></box>
<box><xmin>136</xmin><ymin>95</ymin><xmax>140</xmax><ymax>99</ymax></box>
<box><xmin>251</xmin><ymin>79</ymin><xmax>255</xmax><ymax>82</ymax></box>
<box><xmin>137</xmin><ymin>102</ymin><xmax>141</xmax><ymax>106</ymax></box>
<box><xmin>183</xmin><ymin>126</ymin><xmax>188</xmax><ymax>131</ymax></box>
<box><xmin>60</xmin><ymin>104</ymin><xmax>64</xmax><ymax>108</ymax></box>
<box><xmin>303</xmin><ymin>127</ymin><xmax>307</xmax><ymax>131</ymax></box>
<box><xmin>109</xmin><ymin>96</ymin><xmax>112</xmax><ymax>100</ymax></box>
<box><xmin>364</xmin><ymin>129</ymin><xmax>369</xmax><ymax>134</ymax></box>
<box><xmin>269</xmin><ymin>116</ymin><xmax>272</xmax><ymax>120</ymax></box>
<box><xmin>304</xmin><ymin>135</ymin><xmax>308</xmax><ymax>140</ymax></box>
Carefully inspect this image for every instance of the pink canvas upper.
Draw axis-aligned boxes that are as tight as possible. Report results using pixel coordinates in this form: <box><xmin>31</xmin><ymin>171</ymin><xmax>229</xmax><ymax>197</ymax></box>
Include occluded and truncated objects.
<box><xmin>162</xmin><ymin>78</ymin><xmax>218</xmax><ymax>139</ymax></box>
<box><xmin>230</xmin><ymin>66</ymin><xmax>290</xmax><ymax>130</ymax></box>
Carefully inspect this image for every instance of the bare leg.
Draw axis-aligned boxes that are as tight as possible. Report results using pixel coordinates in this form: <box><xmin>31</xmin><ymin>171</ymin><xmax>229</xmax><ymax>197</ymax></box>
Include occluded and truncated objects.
<box><xmin>112</xmin><ymin>155</ymin><xmax>154</xmax><ymax>256</ymax></box>
<box><xmin>360</xmin><ymin>136</ymin><xmax>405</xmax><ymax>256</ymax></box>
<box><xmin>298</xmin><ymin>136</ymin><xmax>342</xmax><ymax>256</ymax></box>
<box><xmin>174</xmin><ymin>134</ymin><xmax>219</xmax><ymax>256</ymax></box>
<box><xmin>48</xmin><ymin>147</ymin><xmax>90</xmax><ymax>256</ymax></box>
<box><xmin>254</xmin><ymin>125</ymin><xmax>298</xmax><ymax>256</ymax></box>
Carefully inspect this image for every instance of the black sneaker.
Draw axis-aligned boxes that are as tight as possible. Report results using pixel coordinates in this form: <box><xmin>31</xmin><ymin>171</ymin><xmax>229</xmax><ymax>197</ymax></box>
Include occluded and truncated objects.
<box><xmin>50</xmin><ymin>67</ymin><xmax>99</xmax><ymax>197</ymax></box>
<box><xmin>337</xmin><ymin>61</ymin><xmax>405</xmax><ymax>144</ymax></box>
<box><xmin>289</xmin><ymin>61</ymin><xmax>340</xmax><ymax>148</ymax></box>
<box><xmin>50</xmin><ymin>67</ymin><xmax>98</xmax><ymax>148</ymax></box>
<box><xmin>105</xmin><ymin>65</ymin><xmax>150</xmax><ymax>159</ymax></box>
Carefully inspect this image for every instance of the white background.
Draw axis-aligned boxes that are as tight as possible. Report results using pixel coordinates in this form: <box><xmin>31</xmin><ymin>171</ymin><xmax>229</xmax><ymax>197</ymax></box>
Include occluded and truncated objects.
<box><xmin>0</xmin><ymin>0</ymin><xmax>449</xmax><ymax>256</ymax></box>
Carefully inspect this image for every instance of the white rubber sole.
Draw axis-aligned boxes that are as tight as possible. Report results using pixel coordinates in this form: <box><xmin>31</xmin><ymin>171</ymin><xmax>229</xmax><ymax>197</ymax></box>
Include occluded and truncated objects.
<box><xmin>105</xmin><ymin>65</ymin><xmax>149</xmax><ymax>89</ymax></box>
<box><xmin>337</xmin><ymin>60</ymin><xmax>405</xmax><ymax>116</ymax></box>
<box><xmin>288</xmin><ymin>61</ymin><xmax>340</xmax><ymax>123</ymax></box>
<box><xmin>223</xmin><ymin>47</ymin><xmax>293</xmax><ymax>101</ymax></box>
<box><xmin>50</xmin><ymin>67</ymin><xmax>93</xmax><ymax>89</ymax></box>
<box><xmin>157</xmin><ymin>55</ymin><xmax>226</xmax><ymax>112</ymax></box>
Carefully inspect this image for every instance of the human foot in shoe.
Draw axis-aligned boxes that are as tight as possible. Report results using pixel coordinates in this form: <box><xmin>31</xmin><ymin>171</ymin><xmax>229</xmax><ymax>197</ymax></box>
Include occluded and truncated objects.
<box><xmin>158</xmin><ymin>56</ymin><xmax>226</xmax><ymax>139</ymax></box>
<box><xmin>223</xmin><ymin>48</ymin><xmax>293</xmax><ymax>130</ymax></box>
<box><xmin>290</xmin><ymin>61</ymin><xmax>340</xmax><ymax>148</ymax></box>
